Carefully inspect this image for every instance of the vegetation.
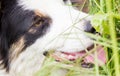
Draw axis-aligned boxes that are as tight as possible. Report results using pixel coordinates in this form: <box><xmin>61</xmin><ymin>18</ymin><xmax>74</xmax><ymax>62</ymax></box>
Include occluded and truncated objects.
<box><xmin>35</xmin><ymin>0</ymin><xmax>120</xmax><ymax>76</ymax></box>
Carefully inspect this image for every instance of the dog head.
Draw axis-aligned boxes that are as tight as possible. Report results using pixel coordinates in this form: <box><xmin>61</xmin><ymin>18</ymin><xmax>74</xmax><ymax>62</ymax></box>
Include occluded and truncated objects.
<box><xmin>0</xmin><ymin>0</ymin><xmax>96</xmax><ymax>72</ymax></box>
<box><xmin>18</xmin><ymin>0</ymin><xmax>94</xmax><ymax>52</ymax></box>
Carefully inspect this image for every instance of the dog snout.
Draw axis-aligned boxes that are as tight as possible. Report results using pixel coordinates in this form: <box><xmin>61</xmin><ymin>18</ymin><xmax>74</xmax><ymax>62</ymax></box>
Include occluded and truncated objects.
<box><xmin>84</xmin><ymin>20</ymin><xmax>96</xmax><ymax>34</ymax></box>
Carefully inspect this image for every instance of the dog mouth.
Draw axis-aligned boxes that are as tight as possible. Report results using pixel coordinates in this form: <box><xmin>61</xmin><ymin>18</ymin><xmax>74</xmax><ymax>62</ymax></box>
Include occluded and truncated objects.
<box><xmin>48</xmin><ymin>44</ymin><xmax>106</xmax><ymax>67</ymax></box>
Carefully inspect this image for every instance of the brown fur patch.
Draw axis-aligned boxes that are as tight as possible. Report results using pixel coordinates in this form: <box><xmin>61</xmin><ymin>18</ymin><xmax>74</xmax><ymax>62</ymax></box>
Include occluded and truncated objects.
<box><xmin>9</xmin><ymin>37</ymin><xmax>25</xmax><ymax>61</ymax></box>
<box><xmin>34</xmin><ymin>10</ymin><xmax>45</xmax><ymax>17</ymax></box>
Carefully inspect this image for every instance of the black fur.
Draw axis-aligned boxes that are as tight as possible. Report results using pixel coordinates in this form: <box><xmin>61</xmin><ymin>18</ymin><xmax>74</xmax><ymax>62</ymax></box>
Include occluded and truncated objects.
<box><xmin>0</xmin><ymin>0</ymin><xmax>51</xmax><ymax>71</ymax></box>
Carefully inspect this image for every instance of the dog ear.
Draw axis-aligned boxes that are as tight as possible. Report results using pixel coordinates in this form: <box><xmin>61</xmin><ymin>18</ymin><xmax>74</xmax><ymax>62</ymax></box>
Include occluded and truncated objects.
<box><xmin>0</xmin><ymin>16</ymin><xmax>10</xmax><ymax>71</ymax></box>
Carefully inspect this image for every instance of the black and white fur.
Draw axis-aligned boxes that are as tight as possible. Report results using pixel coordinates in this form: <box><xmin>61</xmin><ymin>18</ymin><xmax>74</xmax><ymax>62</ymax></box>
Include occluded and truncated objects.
<box><xmin>0</xmin><ymin>0</ymin><xmax>95</xmax><ymax>76</ymax></box>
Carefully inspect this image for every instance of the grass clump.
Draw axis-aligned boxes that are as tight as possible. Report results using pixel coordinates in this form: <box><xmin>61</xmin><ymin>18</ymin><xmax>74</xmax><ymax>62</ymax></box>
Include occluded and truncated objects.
<box><xmin>91</xmin><ymin>0</ymin><xmax>120</xmax><ymax>76</ymax></box>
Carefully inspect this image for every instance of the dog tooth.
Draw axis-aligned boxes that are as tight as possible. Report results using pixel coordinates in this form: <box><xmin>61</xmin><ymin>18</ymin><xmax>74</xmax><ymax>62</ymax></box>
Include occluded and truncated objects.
<box><xmin>68</xmin><ymin>55</ymin><xmax>75</xmax><ymax>59</ymax></box>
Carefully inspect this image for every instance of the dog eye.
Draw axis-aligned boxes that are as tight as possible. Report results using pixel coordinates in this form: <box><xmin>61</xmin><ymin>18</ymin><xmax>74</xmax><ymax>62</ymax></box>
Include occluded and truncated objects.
<box><xmin>32</xmin><ymin>15</ymin><xmax>43</xmax><ymax>27</ymax></box>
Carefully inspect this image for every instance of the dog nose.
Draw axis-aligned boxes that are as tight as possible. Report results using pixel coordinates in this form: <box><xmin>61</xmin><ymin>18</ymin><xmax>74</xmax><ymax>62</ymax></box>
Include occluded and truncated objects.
<box><xmin>84</xmin><ymin>20</ymin><xmax>96</xmax><ymax>34</ymax></box>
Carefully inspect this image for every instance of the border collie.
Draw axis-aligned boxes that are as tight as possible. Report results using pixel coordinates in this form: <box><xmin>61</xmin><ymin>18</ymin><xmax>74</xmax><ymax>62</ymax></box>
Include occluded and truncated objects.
<box><xmin>0</xmin><ymin>0</ymin><xmax>106</xmax><ymax>76</ymax></box>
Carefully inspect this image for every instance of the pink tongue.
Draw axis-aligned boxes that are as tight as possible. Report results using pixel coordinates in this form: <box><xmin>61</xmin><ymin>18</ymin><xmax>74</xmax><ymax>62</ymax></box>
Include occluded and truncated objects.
<box><xmin>83</xmin><ymin>47</ymin><xmax>106</xmax><ymax>65</ymax></box>
<box><xmin>62</xmin><ymin>46</ymin><xmax>106</xmax><ymax>65</ymax></box>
